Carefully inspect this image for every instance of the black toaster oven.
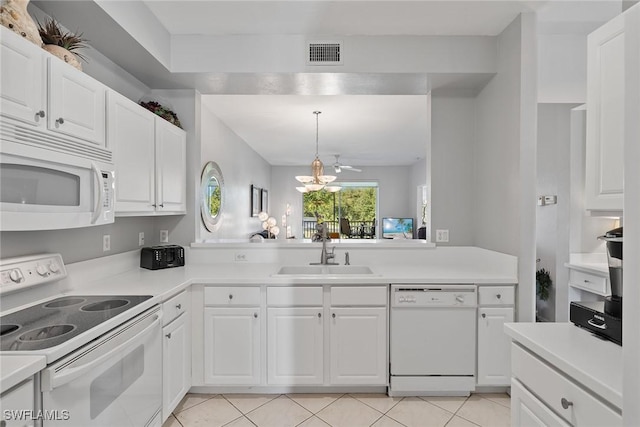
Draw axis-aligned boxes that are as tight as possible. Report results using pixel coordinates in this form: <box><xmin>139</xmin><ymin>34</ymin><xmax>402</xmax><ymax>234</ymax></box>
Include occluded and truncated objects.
<box><xmin>140</xmin><ymin>245</ymin><xmax>185</xmax><ymax>270</ymax></box>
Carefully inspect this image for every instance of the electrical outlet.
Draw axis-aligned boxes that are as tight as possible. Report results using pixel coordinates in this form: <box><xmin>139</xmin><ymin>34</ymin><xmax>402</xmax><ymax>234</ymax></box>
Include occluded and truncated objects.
<box><xmin>138</xmin><ymin>232</ymin><xmax>145</xmax><ymax>246</ymax></box>
<box><xmin>160</xmin><ymin>230</ymin><xmax>168</xmax><ymax>243</ymax></box>
<box><xmin>235</xmin><ymin>253</ymin><xmax>248</xmax><ymax>262</ymax></box>
<box><xmin>103</xmin><ymin>235</ymin><xmax>111</xmax><ymax>251</ymax></box>
<box><xmin>435</xmin><ymin>229</ymin><xmax>449</xmax><ymax>243</ymax></box>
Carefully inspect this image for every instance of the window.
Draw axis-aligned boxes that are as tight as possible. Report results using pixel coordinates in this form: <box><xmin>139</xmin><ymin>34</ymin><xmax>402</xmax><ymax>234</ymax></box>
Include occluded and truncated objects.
<box><xmin>302</xmin><ymin>182</ymin><xmax>378</xmax><ymax>239</ymax></box>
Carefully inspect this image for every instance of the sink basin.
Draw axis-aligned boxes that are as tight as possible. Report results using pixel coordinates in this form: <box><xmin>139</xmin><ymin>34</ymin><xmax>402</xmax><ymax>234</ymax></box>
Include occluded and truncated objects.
<box><xmin>274</xmin><ymin>265</ymin><xmax>375</xmax><ymax>276</ymax></box>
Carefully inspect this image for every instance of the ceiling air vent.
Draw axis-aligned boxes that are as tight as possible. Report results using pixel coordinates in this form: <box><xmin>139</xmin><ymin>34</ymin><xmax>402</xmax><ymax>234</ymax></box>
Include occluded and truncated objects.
<box><xmin>307</xmin><ymin>41</ymin><xmax>343</xmax><ymax>65</ymax></box>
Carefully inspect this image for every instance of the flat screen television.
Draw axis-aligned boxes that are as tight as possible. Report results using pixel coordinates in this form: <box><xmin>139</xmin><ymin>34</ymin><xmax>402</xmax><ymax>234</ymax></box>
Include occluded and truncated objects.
<box><xmin>382</xmin><ymin>217</ymin><xmax>414</xmax><ymax>239</ymax></box>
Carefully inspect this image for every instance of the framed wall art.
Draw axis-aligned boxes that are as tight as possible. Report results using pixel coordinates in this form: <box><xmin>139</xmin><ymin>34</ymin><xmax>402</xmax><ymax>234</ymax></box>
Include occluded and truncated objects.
<box><xmin>261</xmin><ymin>189</ymin><xmax>268</xmax><ymax>213</ymax></box>
<box><xmin>251</xmin><ymin>185</ymin><xmax>261</xmax><ymax>217</ymax></box>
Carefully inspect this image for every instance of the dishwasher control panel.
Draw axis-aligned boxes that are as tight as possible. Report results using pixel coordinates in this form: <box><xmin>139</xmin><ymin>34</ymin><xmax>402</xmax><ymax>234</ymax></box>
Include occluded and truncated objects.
<box><xmin>391</xmin><ymin>285</ymin><xmax>477</xmax><ymax>307</ymax></box>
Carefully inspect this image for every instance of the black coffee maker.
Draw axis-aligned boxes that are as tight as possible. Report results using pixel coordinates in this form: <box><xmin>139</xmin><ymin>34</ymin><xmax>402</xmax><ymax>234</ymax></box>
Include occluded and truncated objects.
<box><xmin>599</xmin><ymin>227</ymin><xmax>623</xmax><ymax>318</ymax></box>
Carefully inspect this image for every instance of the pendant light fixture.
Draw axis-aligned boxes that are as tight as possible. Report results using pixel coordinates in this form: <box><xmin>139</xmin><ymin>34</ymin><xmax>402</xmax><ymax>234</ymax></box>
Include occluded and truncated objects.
<box><xmin>295</xmin><ymin>111</ymin><xmax>340</xmax><ymax>193</ymax></box>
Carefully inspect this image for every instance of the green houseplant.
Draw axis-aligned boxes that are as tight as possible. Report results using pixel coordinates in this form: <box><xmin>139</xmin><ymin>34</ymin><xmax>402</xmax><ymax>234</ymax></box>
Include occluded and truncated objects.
<box><xmin>536</xmin><ymin>268</ymin><xmax>552</xmax><ymax>301</ymax></box>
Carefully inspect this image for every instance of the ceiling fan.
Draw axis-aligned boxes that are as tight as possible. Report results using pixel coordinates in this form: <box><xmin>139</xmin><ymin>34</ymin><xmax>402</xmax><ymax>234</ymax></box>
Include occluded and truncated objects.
<box><xmin>333</xmin><ymin>155</ymin><xmax>362</xmax><ymax>173</ymax></box>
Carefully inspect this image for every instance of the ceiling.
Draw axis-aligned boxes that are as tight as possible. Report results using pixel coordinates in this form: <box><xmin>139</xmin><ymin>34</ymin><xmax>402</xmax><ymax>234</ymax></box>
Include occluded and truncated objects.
<box><xmin>32</xmin><ymin>1</ymin><xmax>623</xmax><ymax>168</ymax></box>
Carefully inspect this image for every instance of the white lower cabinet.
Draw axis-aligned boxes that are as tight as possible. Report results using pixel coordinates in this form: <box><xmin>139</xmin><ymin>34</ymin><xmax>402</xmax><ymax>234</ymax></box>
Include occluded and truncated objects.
<box><xmin>267</xmin><ymin>307</ymin><xmax>324</xmax><ymax>385</ymax></box>
<box><xmin>162</xmin><ymin>291</ymin><xmax>191</xmax><ymax>421</ymax></box>
<box><xmin>204</xmin><ymin>307</ymin><xmax>261</xmax><ymax>385</ymax></box>
<box><xmin>477</xmin><ymin>285</ymin><xmax>515</xmax><ymax>386</ymax></box>
<box><xmin>511</xmin><ymin>379</ymin><xmax>570</xmax><ymax>427</ymax></box>
<box><xmin>329</xmin><ymin>307</ymin><xmax>387</xmax><ymax>385</ymax></box>
<box><xmin>1</xmin><ymin>378</ymin><xmax>35</xmax><ymax>427</ymax></box>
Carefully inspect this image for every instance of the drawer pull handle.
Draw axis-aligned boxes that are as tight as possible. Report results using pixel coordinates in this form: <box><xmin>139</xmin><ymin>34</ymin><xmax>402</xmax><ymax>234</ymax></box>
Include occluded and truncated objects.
<box><xmin>318</xmin><ymin>313</ymin><xmax>322</xmax><ymax>318</ymax></box>
<box><xmin>229</xmin><ymin>294</ymin><xmax>233</xmax><ymax>300</ymax></box>
<box><xmin>496</xmin><ymin>294</ymin><xmax>501</xmax><ymax>299</ymax></box>
<box><xmin>588</xmin><ymin>319</ymin><xmax>607</xmax><ymax>330</ymax></box>
<box><xmin>481</xmin><ymin>313</ymin><xmax>486</xmax><ymax>318</ymax></box>
<box><xmin>166</xmin><ymin>332</ymin><xmax>172</xmax><ymax>339</ymax></box>
<box><xmin>176</xmin><ymin>303</ymin><xmax>182</xmax><ymax>310</ymax></box>
<box><xmin>561</xmin><ymin>398</ymin><xmax>573</xmax><ymax>409</ymax></box>
<box><xmin>254</xmin><ymin>312</ymin><xmax>258</xmax><ymax>318</ymax></box>
<box><xmin>332</xmin><ymin>313</ymin><xmax>336</xmax><ymax>318</ymax></box>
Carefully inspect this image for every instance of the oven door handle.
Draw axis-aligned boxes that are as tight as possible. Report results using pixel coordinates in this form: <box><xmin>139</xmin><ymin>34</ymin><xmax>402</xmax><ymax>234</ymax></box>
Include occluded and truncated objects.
<box><xmin>41</xmin><ymin>310</ymin><xmax>162</xmax><ymax>392</ymax></box>
<box><xmin>90</xmin><ymin>161</ymin><xmax>104</xmax><ymax>224</ymax></box>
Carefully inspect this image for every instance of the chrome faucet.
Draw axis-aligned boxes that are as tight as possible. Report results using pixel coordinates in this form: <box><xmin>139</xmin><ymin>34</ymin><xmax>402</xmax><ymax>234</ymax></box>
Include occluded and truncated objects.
<box><xmin>313</xmin><ymin>222</ymin><xmax>338</xmax><ymax>265</ymax></box>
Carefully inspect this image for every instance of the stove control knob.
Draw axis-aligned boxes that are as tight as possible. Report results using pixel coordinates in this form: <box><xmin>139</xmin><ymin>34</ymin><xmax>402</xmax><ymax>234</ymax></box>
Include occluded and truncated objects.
<box><xmin>48</xmin><ymin>262</ymin><xmax>60</xmax><ymax>273</ymax></box>
<box><xmin>36</xmin><ymin>265</ymin><xmax>48</xmax><ymax>276</ymax></box>
<box><xmin>9</xmin><ymin>269</ymin><xmax>23</xmax><ymax>283</ymax></box>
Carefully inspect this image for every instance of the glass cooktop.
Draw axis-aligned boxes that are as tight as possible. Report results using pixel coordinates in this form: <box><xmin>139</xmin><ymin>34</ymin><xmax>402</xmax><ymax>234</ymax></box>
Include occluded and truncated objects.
<box><xmin>0</xmin><ymin>295</ymin><xmax>152</xmax><ymax>351</ymax></box>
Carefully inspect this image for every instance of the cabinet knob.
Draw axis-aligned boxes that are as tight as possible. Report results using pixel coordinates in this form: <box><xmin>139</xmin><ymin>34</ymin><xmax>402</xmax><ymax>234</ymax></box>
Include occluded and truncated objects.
<box><xmin>332</xmin><ymin>313</ymin><xmax>336</xmax><ymax>318</ymax></box>
<box><xmin>159</xmin><ymin>204</ymin><xmax>164</xmax><ymax>208</ymax></box>
<box><xmin>496</xmin><ymin>294</ymin><xmax>502</xmax><ymax>299</ymax></box>
<box><xmin>165</xmin><ymin>332</ymin><xmax>172</xmax><ymax>339</ymax></box>
<box><xmin>254</xmin><ymin>312</ymin><xmax>258</xmax><ymax>318</ymax></box>
<box><xmin>176</xmin><ymin>303</ymin><xmax>182</xmax><ymax>310</ymax></box>
<box><xmin>37</xmin><ymin>110</ymin><xmax>45</xmax><ymax>118</ymax></box>
<box><xmin>584</xmin><ymin>279</ymin><xmax>591</xmax><ymax>283</ymax></box>
<box><xmin>481</xmin><ymin>313</ymin><xmax>486</xmax><ymax>318</ymax></box>
<box><xmin>561</xmin><ymin>398</ymin><xmax>573</xmax><ymax>409</ymax></box>
<box><xmin>318</xmin><ymin>313</ymin><xmax>322</xmax><ymax>318</ymax></box>
<box><xmin>152</xmin><ymin>204</ymin><xmax>157</xmax><ymax>207</ymax></box>
<box><xmin>229</xmin><ymin>294</ymin><xmax>233</xmax><ymax>300</ymax></box>
<box><xmin>56</xmin><ymin>117</ymin><xmax>64</xmax><ymax>125</ymax></box>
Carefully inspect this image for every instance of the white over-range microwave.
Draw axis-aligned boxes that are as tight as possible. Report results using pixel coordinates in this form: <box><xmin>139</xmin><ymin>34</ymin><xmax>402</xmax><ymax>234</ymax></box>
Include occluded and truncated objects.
<box><xmin>0</xmin><ymin>138</ymin><xmax>115</xmax><ymax>231</ymax></box>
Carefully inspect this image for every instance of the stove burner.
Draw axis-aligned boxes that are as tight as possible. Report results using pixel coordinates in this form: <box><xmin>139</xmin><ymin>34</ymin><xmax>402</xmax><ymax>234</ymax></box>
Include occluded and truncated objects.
<box><xmin>43</xmin><ymin>297</ymin><xmax>86</xmax><ymax>308</ymax></box>
<box><xmin>81</xmin><ymin>299</ymin><xmax>130</xmax><ymax>312</ymax></box>
<box><xmin>1</xmin><ymin>324</ymin><xmax>20</xmax><ymax>336</ymax></box>
<box><xmin>18</xmin><ymin>324</ymin><xmax>76</xmax><ymax>342</ymax></box>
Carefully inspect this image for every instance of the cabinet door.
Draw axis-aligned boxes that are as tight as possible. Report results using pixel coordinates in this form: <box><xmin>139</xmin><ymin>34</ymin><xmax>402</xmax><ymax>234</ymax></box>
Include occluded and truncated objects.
<box><xmin>48</xmin><ymin>58</ymin><xmax>106</xmax><ymax>146</ymax></box>
<box><xmin>0</xmin><ymin>378</ymin><xmax>35</xmax><ymax>427</ymax></box>
<box><xmin>108</xmin><ymin>91</ymin><xmax>156</xmax><ymax>214</ymax></box>
<box><xmin>585</xmin><ymin>14</ymin><xmax>625</xmax><ymax>211</ymax></box>
<box><xmin>330</xmin><ymin>307</ymin><xmax>387</xmax><ymax>385</ymax></box>
<box><xmin>163</xmin><ymin>313</ymin><xmax>190</xmax><ymax>420</ymax></box>
<box><xmin>267</xmin><ymin>307</ymin><xmax>323</xmax><ymax>385</ymax></box>
<box><xmin>0</xmin><ymin>27</ymin><xmax>46</xmax><ymax>126</ymax></box>
<box><xmin>477</xmin><ymin>307</ymin><xmax>514</xmax><ymax>386</ymax></box>
<box><xmin>155</xmin><ymin>118</ymin><xmax>186</xmax><ymax>214</ymax></box>
<box><xmin>511</xmin><ymin>379</ymin><xmax>571</xmax><ymax>427</ymax></box>
<box><xmin>204</xmin><ymin>307</ymin><xmax>261</xmax><ymax>385</ymax></box>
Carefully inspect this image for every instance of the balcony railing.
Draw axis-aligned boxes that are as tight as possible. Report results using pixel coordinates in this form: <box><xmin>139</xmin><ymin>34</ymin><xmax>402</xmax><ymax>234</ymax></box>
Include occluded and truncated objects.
<box><xmin>302</xmin><ymin>219</ymin><xmax>376</xmax><ymax>239</ymax></box>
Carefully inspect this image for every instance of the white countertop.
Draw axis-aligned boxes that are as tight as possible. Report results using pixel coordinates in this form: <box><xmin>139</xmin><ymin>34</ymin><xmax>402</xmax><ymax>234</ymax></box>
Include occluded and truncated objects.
<box><xmin>504</xmin><ymin>322</ymin><xmax>622</xmax><ymax>409</ymax></box>
<box><xmin>0</xmin><ymin>354</ymin><xmax>46</xmax><ymax>392</ymax></box>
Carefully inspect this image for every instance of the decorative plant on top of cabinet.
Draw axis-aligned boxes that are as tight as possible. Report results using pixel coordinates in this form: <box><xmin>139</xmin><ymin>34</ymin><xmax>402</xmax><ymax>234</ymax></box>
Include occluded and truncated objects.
<box><xmin>37</xmin><ymin>16</ymin><xmax>88</xmax><ymax>71</ymax></box>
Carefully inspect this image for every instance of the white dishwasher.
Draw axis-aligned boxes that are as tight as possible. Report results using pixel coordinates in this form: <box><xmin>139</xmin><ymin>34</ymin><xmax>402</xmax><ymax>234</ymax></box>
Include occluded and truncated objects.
<box><xmin>389</xmin><ymin>284</ymin><xmax>477</xmax><ymax>396</ymax></box>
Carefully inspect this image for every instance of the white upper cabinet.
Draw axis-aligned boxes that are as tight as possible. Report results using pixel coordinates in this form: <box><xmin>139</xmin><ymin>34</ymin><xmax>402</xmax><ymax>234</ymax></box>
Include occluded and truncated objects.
<box><xmin>48</xmin><ymin>58</ymin><xmax>106</xmax><ymax>147</ymax></box>
<box><xmin>108</xmin><ymin>91</ymin><xmax>186</xmax><ymax>216</ymax></box>
<box><xmin>109</xmin><ymin>91</ymin><xmax>156</xmax><ymax>214</ymax></box>
<box><xmin>0</xmin><ymin>28</ymin><xmax>46</xmax><ymax>126</ymax></box>
<box><xmin>155</xmin><ymin>117</ymin><xmax>187</xmax><ymax>214</ymax></box>
<box><xmin>585</xmin><ymin>14</ymin><xmax>625</xmax><ymax>212</ymax></box>
<box><xmin>1</xmin><ymin>26</ymin><xmax>108</xmax><ymax>153</ymax></box>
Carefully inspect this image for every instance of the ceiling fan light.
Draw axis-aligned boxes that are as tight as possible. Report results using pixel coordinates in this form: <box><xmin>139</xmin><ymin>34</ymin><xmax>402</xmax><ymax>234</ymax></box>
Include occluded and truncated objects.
<box><xmin>306</xmin><ymin>183</ymin><xmax>325</xmax><ymax>192</ymax></box>
<box><xmin>296</xmin><ymin>175</ymin><xmax>314</xmax><ymax>184</ymax></box>
<box><xmin>296</xmin><ymin>186</ymin><xmax>309</xmax><ymax>193</ymax></box>
<box><xmin>325</xmin><ymin>185</ymin><xmax>342</xmax><ymax>192</ymax></box>
<box><xmin>319</xmin><ymin>175</ymin><xmax>336</xmax><ymax>184</ymax></box>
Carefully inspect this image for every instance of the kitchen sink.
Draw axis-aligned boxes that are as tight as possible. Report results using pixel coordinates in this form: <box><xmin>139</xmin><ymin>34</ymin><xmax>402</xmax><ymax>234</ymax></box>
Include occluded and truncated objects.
<box><xmin>274</xmin><ymin>265</ymin><xmax>375</xmax><ymax>276</ymax></box>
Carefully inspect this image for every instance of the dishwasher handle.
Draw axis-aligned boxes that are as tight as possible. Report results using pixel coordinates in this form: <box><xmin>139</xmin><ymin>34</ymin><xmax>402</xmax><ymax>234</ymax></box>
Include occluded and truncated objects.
<box><xmin>41</xmin><ymin>308</ymin><xmax>162</xmax><ymax>391</ymax></box>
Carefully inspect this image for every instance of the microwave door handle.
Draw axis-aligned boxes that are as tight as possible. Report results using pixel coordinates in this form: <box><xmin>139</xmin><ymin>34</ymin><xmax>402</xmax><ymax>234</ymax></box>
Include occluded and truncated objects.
<box><xmin>41</xmin><ymin>311</ymin><xmax>162</xmax><ymax>391</ymax></box>
<box><xmin>90</xmin><ymin>162</ymin><xmax>104</xmax><ymax>224</ymax></box>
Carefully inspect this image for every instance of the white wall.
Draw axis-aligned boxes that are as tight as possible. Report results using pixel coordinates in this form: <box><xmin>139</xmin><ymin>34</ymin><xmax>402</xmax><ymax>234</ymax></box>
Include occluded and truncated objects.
<box><xmin>538</xmin><ymin>35</ymin><xmax>588</xmax><ymax>104</ymax></box>
<box><xmin>198</xmin><ymin>104</ymin><xmax>272</xmax><ymax>241</ymax></box>
<box><xmin>431</xmin><ymin>95</ymin><xmax>475</xmax><ymax>246</ymax></box>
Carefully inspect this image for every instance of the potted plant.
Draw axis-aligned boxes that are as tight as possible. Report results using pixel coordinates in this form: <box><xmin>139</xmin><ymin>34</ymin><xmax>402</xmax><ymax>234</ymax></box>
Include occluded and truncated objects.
<box><xmin>37</xmin><ymin>17</ymin><xmax>88</xmax><ymax>71</ymax></box>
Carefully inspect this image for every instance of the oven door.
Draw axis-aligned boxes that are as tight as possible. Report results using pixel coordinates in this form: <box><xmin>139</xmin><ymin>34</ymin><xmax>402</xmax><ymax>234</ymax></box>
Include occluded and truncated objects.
<box><xmin>0</xmin><ymin>150</ymin><xmax>114</xmax><ymax>231</ymax></box>
<box><xmin>41</xmin><ymin>307</ymin><xmax>162</xmax><ymax>427</ymax></box>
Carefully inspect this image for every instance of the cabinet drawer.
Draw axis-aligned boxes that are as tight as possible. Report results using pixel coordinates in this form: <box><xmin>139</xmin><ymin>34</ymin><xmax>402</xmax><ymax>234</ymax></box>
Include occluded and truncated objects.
<box><xmin>163</xmin><ymin>290</ymin><xmax>189</xmax><ymax>325</ymax></box>
<box><xmin>205</xmin><ymin>287</ymin><xmax>260</xmax><ymax>306</ymax></box>
<box><xmin>478</xmin><ymin>286</ymin><xmax>515</xmax><ymax>305</ymax></box>
<box><xmin>569</xmin><ymin>269</ymin><xmax>609</xmax><ymax>295</ymax></box>
<box><xmin>267</xmin><ymin>287</ymin><xmax>322</xmax><ymax>306</ymax></box>
<box><xmin>331</xmin><ymin>286</ymin><xmax>387</xmax><ymax>306</ymax></box>
<box><xmin>512</xmin><ymin>344</ymin><xmax>621</xmax><ymax>426</ymax></box>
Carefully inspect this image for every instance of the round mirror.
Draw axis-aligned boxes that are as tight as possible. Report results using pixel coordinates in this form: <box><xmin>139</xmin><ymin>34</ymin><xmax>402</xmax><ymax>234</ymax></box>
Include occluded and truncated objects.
<box><xmin>201</xmin><ymin>161</ymin><xmax>224</xmax><ymax>231</ymax></box>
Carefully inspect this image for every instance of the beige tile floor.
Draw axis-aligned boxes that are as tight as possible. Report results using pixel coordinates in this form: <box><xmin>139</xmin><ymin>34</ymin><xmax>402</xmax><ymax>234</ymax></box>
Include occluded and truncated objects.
<box><xmin>163</xmin><ymin>392</ymin><xmax>510</xmax><ymax>427</ymax></box>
